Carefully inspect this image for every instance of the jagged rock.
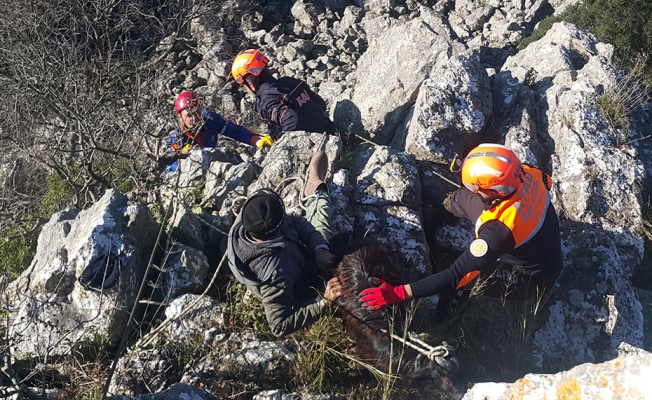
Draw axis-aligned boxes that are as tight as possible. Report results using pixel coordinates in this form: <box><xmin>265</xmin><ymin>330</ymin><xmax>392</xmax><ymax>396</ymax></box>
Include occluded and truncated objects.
<box><xmin>248</xmin><ymin>132</ymin><xmax>343</xmax><ymax>213</ymax></box>
<box><xmin>163</xmin><ymin>293</ymin><xmax>224</xmax><ymax>342</ymax></box>
<box><xmin>129</xmin><ymin>383</ymin><xmax>219</xmax><ymax>400</ymax></box>
<box><xmin>394</xmin><ymin>52</ymin><xmax>493</xmax><ymax>164</ymax></box>
<box><xmin>161</xmin><ymin>245</ymin><xmax>210</xmax><ymax>299</ymax></box>
<box><xmin>549</xmin><ymin>0</ymin><xmax>583</xmax><ymax>15</ymax></box>
<box><xmin>291</xmin><ymin>1</ymin><xmax>324</xmax><ymax>31</ymax></box>
<box><xmin>333</xmin><ymin>7</ymin><xmax>464</xmax><ymax>144</ymax></box>
<box><xmin>167</xmin><ymin>201</ymin><xmax>204</xmax><ymax>252</ymax></box>
<box><xmin>254</xmin><ymin>390</ymin><xmax>344</xmax><ymax>400</ymax></box>
<box><xmin>201</xmin><ymin>161</ymin><xmax>256</xmax><ymax>218</ymax></box>
<box><xmin>462</xmin><ymin>350</ymin><xmax>652</xmax><ymax>400</ymax></box>
<box><xmin>328</xmin><ymin>169</ymin><xmax>355</xmax><ymax>236</ymax></box>
<box><xmin>491</xmin><ymin>72</ymin><xmax>547</xmax><ymax>167</ymax></box>
<box><xmin>501</xmin><ymin>22</ymin><xmax>617</xmax><ymax>92</ymax></box>
<box><xmin>191</xmin><ymin>333</ymin><xmax>292</xmax><ymax>376</ymax></box>
<box><xmin>499</xmin><ymin>22</ymin><xmax>645</xmax><ymax>371</ymax></box>
<box><xmin>349</xmin><ymin>146</ymin><xmax>432</xmax><ymax>280</ymax></box>
<box><xmin>635</xmin><ymin>288</ymin><xmax>652</xmax><ymax>352</ymax></box>
<box><xmin>6</xmin><ymin>190</ymin><xmax>158</xmax><ymax>359</ymax></box>
<box><xmin>108</xmin><ymin>349</ymin><xmax>180</xmax><ymax>397</ymax></box>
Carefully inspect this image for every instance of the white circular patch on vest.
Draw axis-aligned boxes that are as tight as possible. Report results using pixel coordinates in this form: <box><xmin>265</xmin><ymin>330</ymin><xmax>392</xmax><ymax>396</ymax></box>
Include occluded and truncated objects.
<box><xmin>470</xmin><ymin>239</ymin><xmax>488</xmax><ymax>257</ymax></box>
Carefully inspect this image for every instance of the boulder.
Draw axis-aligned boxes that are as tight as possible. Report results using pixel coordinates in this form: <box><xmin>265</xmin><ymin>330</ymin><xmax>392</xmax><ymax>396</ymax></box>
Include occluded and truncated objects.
<box><xmin>163</xmin><ymin>294</ymin><xmax>224</xmax><ymax>342</ymax></box>
<box><xmin>349</xmin><ymin>146</ymin><xmax>432</xmax><ymax>280</ymax></box>
<box><xmin>394</xmin><ymin>52</ymin><xmax>493</xmax><ymax>164</ymax></box>
<box><xmin>7</xmin><ymin>190</ymin><xmax>158</xmax><ymax>359</ymax></box>
<box><xmin>248</xmin><ymin>132</ymin><xmax>343</xmax><ymax>214</ymax></box>
<box><xmin>161</xmin><ymin>245</ymin><xmax>210</xmax><ymax>299</ymax></box>
<box><xmin>108</xmin><ymin>349</ymin><xmax>179</xmax><ymax>397</ymax></box>
<box><xmin>333</xmin><ymin>7</ymin><xmax>464</xmax><ymax>144</ymax></box>
<box><xmin>462</xmin><ymin>350</ymin><xmax>652</xmax><ymax>400</ymax></box>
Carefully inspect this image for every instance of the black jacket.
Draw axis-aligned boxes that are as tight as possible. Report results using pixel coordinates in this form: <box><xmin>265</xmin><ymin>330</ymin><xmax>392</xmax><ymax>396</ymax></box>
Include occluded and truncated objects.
<box><xmin>256</xmin><ymin>77</ymin><xmax>333</xmax><ymax>139</ymax></box>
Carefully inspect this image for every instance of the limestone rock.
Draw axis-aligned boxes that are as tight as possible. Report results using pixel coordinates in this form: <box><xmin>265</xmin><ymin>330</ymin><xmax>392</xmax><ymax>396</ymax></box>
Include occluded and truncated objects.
<box><xmin>462</xmin><ymin>351</ymin><xmax>652</xmax><ymax>400</ymax></box>
<box><xmin>7</xmin><ymin>190</ymin><xmax>158</xmax><ymax>359</ymax></box>
<box><xmin>396</xmin><ymin>52</ymin><xmax>493</xmax><ymax>164</ymax></box>
<box><xmin>334</xmin><ymin>7</ymin><xmax>464</xmax><ymax>144</ymax></box>
<box><xmin>161</xmin><ymin>245</ymin><xmax>210</xmax><ymax>299</ymax></box>
<box><xmin>163</xmin><ymin>294</ymin><xmax>224</xmax><ymax>342</ymax></box>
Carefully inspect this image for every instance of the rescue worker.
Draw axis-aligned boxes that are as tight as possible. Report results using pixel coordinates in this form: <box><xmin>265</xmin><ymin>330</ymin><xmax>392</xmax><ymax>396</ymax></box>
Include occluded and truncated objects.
<box><xmin>231</xmin><ymin>49</ymin><xmax>335</xmax><ymax>140</ymax></box>
<box><xmin>228</xmin><ymin>151</ymin><xmax>342</xmax><ymax>336</ymax></box>
<box><xmin>163</xmin><ymin>91</ymin><xmax>273</xmax><ymax>172</ymax></box>
<box><xmin>360</xmin><ymin>143</ymin><xmax>563</xmax><ymax>310</ymax></box>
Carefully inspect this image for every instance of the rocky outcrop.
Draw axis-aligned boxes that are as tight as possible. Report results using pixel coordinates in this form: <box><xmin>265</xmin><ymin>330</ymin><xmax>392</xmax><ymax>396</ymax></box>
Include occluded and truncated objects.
<box><xmin>349</xmin><ymin>146</ymin><xmax>432</xmax><ymax>280</ymax></box>
<box><xmin>333</xmin><ymin>7</ymin><xmax>464</xmax><ymax>144</ymax></box>
<box><xmin>248</xmin><ymin>131</ymin><xmax>343</xmax><ymax>213</ymax></box>
<box><xmin>500</xmin><ymin>22</ymin><xmax>646</xmax><ymax>371</ymax></box>
<box><xmin>394</xmin><ymin>52</ymin><xmax>493</xmax><ymax>164</ymax></box>
<box><xmin>462</xmin><ymin>350</ymin><xmax>652</xmax><ymax>400</ymax></box>
<box><xmin>6</xmin><ymin>190</ymin><xmax>158</xmax><ymax>358</ymax></box>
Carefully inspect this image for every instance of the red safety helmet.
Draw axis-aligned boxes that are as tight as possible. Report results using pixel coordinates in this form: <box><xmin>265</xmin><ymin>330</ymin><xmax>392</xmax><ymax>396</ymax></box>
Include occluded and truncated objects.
<box><xmin>174</xmin><ymin>91</ymin><xmax>201</xmax><ymax>114</ymax></box>
<box><xmin>461</xmin><ymin>144</ymin><xmax>524</xmax><ymax>197</ymax></box>
<box><xmin>231</xmin><ymin>49</ymin><xmax>269</xmax><ymax>84</ymax></box>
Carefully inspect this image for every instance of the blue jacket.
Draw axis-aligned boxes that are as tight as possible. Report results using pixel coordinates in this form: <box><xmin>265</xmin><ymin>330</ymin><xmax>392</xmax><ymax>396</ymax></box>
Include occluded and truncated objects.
<box><xmin>165</xmin><ymin>110</ymin><xmax>257</xmax><ymax>172</ymax></box>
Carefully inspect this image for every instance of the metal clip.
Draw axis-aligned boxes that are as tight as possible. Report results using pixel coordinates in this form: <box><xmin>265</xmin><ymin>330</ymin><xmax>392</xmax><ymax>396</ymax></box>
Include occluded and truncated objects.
<box><xmin>449</xmin><ymin>154</ymin><xmax>461</xmax><ymax>173</ymax></box>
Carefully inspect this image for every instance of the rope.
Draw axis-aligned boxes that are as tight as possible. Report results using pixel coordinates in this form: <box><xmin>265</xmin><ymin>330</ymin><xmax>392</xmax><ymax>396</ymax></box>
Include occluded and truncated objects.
<box><xmin>380</xmin><ymin>329</ymin><xmax>451</xmax><ymax>361</ymax></box>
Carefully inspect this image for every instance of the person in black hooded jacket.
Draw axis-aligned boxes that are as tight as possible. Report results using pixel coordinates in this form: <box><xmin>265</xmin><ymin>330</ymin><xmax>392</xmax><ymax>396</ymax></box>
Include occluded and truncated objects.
<box><xmin>231</xmin><ymin>49</ymin><xmax>336</xmax><ymax>140</ymax></box>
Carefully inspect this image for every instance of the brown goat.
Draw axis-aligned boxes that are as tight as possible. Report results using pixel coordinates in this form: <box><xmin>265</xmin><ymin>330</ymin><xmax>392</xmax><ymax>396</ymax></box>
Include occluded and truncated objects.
<box><xmin>331</xmin><ymin>241</ymin><xmax>465</xmax><ymax>399</ymax></box>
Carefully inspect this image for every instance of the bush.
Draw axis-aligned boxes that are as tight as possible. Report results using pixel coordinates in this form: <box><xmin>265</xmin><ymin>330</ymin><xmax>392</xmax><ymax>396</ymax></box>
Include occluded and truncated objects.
<box><xmin>0</xmin><ymin>230</ymin><xmax>39</xmax><ymax>280</ymax></box>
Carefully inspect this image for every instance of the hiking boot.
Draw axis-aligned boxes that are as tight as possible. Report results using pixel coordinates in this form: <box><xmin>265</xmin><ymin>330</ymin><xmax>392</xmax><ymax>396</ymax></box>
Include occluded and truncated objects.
<box><xmin>304</xmin><ymin>151</ymin><xmax>328</xmax><ymax>197</ymax></box>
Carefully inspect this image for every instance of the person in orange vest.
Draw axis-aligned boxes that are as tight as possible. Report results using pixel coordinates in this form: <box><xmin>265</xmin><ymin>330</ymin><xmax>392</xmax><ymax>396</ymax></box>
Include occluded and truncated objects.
<box><xmin>360</xmin><ymin>143</ymin><xmax>563</xmax><ymax>310</ymax></box>
<box><xmin>231</xmin><ymin>49</ymin><xmax>336</xmax><ymax>140</ymax></box>
<box><xmin>163</xmin><ymin>91</ymin><xmax>273</xmax><ymax>172</ymax></box>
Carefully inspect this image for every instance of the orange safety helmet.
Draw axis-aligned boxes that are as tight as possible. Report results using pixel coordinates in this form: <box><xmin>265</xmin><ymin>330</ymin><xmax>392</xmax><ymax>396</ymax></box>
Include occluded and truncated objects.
<box><xmin>174</xmin><ymin>91</ymin><xmax>201</xmax><ymax>114</ymax></box>
<box><xmin>461</xmin><ymin>144</ymin><xmax>524</xmax><ymax>197</ymax></box>
<box><xmin>231</xmin><ymin>49</ymin><xmax>269</xmax><ymax>84</ymax></box>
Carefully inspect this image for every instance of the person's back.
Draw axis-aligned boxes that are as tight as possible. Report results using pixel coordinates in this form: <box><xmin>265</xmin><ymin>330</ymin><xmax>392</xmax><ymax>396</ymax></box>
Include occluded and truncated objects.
<box><xmin>231</xmin><ymin>49</ymin><xmax>335</xmax><ymax>139</ymax></box>
<box><xmin>256</xmin><ymin>76</ymin><xmax>330</xmax><ymax>139</ymax></box>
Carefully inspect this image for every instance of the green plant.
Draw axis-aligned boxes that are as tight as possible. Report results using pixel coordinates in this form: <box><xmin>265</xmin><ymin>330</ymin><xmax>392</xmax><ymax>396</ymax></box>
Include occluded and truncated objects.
<box><xmin>223</xmin><ymin>278</ymin><xmax>269</xmax><ymax>334</ymax></box>
<box><xmin>334</xmin><ymin>150</ymin><xmax>358</xmax><ymax>170</ymax></box>
<box><xmin>39</xmin><ymin>172</ymin><xmax>78</xmax><ymax>217</ymax></box>
<box><xmin>0</xmin><ymin>229</ymin><xmax>39</xmax><ymax>280</ymax></box>
<box><xmin>597</xmin><ymin>58</ymin><xmax>651</xmax><ymax>143</ymax></box>
<box><xmin>291</xmin><ymin>307</ymin><xmax>354</xmax><ymax>392</ymax></box>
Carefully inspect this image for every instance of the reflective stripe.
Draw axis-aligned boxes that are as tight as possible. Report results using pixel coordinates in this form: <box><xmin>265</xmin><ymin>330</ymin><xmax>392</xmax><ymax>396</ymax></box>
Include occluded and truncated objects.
<box><xmin>475</xmin><ymin>166</ymin><xmax>551</xmax><ymax>248</ymax></box>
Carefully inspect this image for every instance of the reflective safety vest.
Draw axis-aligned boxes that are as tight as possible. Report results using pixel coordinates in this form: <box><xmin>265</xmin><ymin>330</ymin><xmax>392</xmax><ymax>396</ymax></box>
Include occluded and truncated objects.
<box><xmin>455</xmin><ymin>166</ymin><xmax>552</xmax><ymax>290</ymax></box>
<box><xmin>475</xmin><ymin>165</ymin><xmax>552</xmax><ymax>248</ymax></box>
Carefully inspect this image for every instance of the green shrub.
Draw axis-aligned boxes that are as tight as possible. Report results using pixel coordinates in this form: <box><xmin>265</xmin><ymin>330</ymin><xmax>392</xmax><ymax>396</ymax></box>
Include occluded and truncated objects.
<box><xmin>0</xmin><ymin>230</ymin><xmax>38</xmax><ymax>280</ymax></box>
<box><xmin>223</xmin><ymin>279</ymin><xmax>269</xmax><ymax>334</ymax></box>
<box><xmin>39</xmin><ymin>172</ymin><xmax>77</xmax><ymax>217</ymax></box>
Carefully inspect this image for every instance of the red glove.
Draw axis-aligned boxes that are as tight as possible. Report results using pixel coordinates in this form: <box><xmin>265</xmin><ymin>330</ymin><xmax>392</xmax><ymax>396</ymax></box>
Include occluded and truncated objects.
<box><xmin>360</xmin><ymin>278</ymin><xmax>407</xmax><ymax>310</ymax></box>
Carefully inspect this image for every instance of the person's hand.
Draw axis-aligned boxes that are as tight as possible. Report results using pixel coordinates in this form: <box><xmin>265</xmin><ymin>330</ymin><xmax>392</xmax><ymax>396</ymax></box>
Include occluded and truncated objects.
<box><xmin>256</xmin><ymin>135</ymin><xmax>274</xmax><ymax>148</ymax></box>
<box><xmin>360</xmin><ymin>278</ymin><xmax>407</xmax><ymax>310</ymax></box>
<box><xmin>442</xmin><ymin>192</ymin><xmax>454</xmax><ymax>214</ymax></box>
<box><xmin>315</xmin><ymin>248</ymin><xmax>335</xmax><ymax>275</ymax></box>
<box><xmin>324</xmin><ymin>277</ymin><xmax>342</xmax><ymax>303</ymax></box>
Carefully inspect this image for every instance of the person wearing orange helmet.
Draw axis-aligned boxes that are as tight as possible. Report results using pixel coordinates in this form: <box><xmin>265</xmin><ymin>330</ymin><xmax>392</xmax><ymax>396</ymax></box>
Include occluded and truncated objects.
<box><xmin>231</xmin><ymin>49</ymin><xmax>335</xmax><ymax>139</ymax></box>
<box><xmin>360</xmin><ymin>143</ymin><xmax>563</xmax><ymax>311</ymax></box>
<box><xmin>163</xmin><ymin>91</ymin><xmax>273</xmax><ymax>172</ymax></box>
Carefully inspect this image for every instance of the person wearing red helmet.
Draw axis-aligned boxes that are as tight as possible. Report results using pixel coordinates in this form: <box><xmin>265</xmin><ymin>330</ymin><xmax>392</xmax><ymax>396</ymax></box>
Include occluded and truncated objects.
<box><xmin>231</xmin><ymin>49</ymin><xmax>336</xmax><ymax>140</ymax></box>
<box><xmin>164</xmin><ymin>91</ymin><xmax>273</xmax><ymax>172</ymax></box>
<box><xmin>360</xmin><ymin>143</ymin><xmax>563</xmax><ymax>311</ymax></box>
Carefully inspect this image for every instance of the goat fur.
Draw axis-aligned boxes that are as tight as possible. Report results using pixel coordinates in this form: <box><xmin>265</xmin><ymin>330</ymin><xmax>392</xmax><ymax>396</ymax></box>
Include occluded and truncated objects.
<box><xmin>331</xmin><ymin>241</ymin><xmax>465</xmax><ymax>399</ymax></box>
